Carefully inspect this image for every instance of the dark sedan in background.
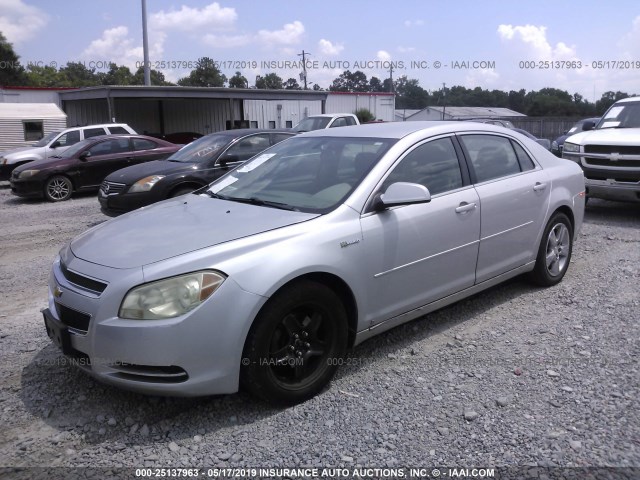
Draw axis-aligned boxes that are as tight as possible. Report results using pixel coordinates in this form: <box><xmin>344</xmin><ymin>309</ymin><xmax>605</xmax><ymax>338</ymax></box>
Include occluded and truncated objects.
<box><xmin>551</xmin><ymin>117</ymin><xmax>600</xmax><ymax>156</ymax></box>
<box><xmin>10</xmin><ymin>135</ymin><xmax>179</xmax><ymax>202</ymax></box>
<box><xmin>98</xmin><ymin>129</ymin><xmax>295</xmax><ymax>216</ymax></box>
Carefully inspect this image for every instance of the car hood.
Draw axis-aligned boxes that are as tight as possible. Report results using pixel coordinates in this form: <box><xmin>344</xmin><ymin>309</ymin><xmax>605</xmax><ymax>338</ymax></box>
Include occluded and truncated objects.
<box><xmin>105</xmin><ymin>160</ymin><xmax>199</xmax><ymax>184</ymax></box>
<box><xmin>1</xmin><ymin>146</ymin><xmax>44</xmax><ymax>159</ymax></box>
<box><xmin>567</xmin><ymin>127</ymin><xmax>640</xmax><ymax>145</ymax></box>
<box><xmin>70</xmin><ymin>193</ymin><xmax>318</xmax><ymax>268</ymax></box>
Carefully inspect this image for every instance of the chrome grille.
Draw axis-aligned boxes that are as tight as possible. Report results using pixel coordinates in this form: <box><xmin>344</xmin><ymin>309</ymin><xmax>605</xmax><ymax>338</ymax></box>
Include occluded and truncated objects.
<box><xmin>100</xmin><ymin>180</ymin><xmax>126</xmax><ymax>195</ymax></box>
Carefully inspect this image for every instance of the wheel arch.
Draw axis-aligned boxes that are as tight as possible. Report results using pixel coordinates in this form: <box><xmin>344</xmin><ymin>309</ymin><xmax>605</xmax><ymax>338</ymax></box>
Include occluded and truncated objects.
<box><xmin>168</xmin><ymin>181</ymin><xmax>206</xmax><ymax>197</ymax></box>
<box><xmin>251</xmin><ymin>271</ymin><xmax>359</xmax><ymax>349</ymax></box>
<box><xmin>550</xmin><ymin>204</ymin><xmax>575</xmax><ymax>233</ymax></box>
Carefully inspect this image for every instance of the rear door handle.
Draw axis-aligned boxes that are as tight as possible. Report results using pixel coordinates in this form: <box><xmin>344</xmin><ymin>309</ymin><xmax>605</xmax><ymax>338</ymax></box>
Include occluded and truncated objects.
<box><xmin>533</xmin><ymin>182</ymin><xmax>548</xmax><ymax>192</ymax></box>
<box><xmin>455</xmin><ymin>202</ymin><xmax>477</xmax><ymax>214</ymax></box>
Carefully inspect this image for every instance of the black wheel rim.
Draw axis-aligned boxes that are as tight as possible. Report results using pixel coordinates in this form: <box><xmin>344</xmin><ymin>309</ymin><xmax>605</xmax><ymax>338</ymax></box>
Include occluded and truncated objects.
<box><xmin>267</xmin><ymin>305</ymin><xmax>333</xmax><ymax>388</ymax></box>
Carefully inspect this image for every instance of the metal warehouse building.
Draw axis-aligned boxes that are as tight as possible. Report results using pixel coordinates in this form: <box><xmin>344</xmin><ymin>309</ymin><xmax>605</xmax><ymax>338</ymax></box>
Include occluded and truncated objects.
<box><xmin>54</xmin><ymin>87</ymin><xmax>395</xmax><ymax>136</ymax></box>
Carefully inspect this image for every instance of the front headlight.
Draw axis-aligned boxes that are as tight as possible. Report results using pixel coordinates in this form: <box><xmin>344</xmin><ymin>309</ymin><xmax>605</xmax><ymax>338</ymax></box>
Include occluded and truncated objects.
<box><xmin>119</xmin><ymin>271</ymin><xmax>225</xmax><ymax>320</ymax></box>
<box><xmin>18</xmin><ymin>169</ymin><xmax>40</xmax><ymax>178</ymax></box>
<box><xmin>128</xmin><ymin>175</ymin><xmax>165</xmax><ymax>193</ymax></box>
<box><xmin>551</xmin><ymin>141</ymin><xmax>558</xmax><ymax>150</ymax></box>
<box><xmin>563</xmin><ymin>142</ymin><xmax>580</xmax><ymax>153</ymax></box>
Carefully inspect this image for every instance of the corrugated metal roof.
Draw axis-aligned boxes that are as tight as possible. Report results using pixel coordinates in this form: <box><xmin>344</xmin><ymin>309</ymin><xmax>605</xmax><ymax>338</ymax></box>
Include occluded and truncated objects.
<box><xmin>409</xmin><ymin>106</ymin><xmax>525</xmax><ymax>118</ymax></box>
<box><xmin>0</xmin><ymin>103</ymin><xmax>67</xmax><ymax>119</ymax></box>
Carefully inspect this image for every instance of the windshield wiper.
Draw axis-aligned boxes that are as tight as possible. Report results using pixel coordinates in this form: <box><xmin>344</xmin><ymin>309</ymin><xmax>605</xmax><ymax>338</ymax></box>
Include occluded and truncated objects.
<box><xmin>204</xmin><ymin>191</ymin><xmax>228</xmax><ymax>199</ymax></box>
<box><xmin>222</xmin><ymin>196</ymin><xmax>299</xmax><ymax>211</ymax></box>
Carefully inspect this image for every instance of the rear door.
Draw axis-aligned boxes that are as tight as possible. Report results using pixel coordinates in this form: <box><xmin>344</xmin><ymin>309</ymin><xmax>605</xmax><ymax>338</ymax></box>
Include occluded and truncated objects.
<box><xmin>458</xmin><ymin>134</ymin><xmax>550</xmax><ymax>283</ymax></box>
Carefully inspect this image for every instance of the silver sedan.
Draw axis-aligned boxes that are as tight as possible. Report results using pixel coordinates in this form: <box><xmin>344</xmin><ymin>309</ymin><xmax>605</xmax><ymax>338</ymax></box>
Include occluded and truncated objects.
<box><xmin>43</xmin><ymin>122</ymin><xmax>585</xmax><ymax>404</ymax></box>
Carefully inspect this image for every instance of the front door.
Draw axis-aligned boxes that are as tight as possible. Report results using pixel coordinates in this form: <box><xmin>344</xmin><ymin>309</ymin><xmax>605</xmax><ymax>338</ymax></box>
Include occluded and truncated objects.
<box><xmin>359</xmin><ymin>136</ymin><xmax>481</xmax><ymax>325</ymax></box>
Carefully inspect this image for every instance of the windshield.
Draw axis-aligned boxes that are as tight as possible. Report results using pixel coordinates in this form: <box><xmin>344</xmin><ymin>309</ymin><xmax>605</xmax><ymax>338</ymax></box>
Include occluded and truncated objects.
<box><xmin>165</xmin><ymin>134</ymin><xmax>230</xmax><ymax>163</ymax></box>
<box><xmin>32</xmin><ymin>131</ymin><xmax>61</xmax><ymax>147</ymax></box>
<box><xmin>597</xmin><ymin>101</ymin><xmax>640</xmax><ymax>129</ymax></box>
<box><xmin>57</xmin><ymin>138</ymin><xmax>94</xmax><ymax>158</ymax></box>
<box><xmin>206</xmin><ymin>136</ymin><xmax>396</xmax><ymax>213</ymax></box>
<box><xmin>293</xmin><ymin>117</ymin><xmax>331</xmax><ymax>132</ymax></box>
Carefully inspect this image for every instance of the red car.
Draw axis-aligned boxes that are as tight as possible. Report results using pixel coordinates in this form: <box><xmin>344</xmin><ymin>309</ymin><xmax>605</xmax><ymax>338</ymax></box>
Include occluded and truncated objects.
<box><xmin>10</xmin><ymin>135</ymin><xmax>180</xmax><ymax>202</ymax></box>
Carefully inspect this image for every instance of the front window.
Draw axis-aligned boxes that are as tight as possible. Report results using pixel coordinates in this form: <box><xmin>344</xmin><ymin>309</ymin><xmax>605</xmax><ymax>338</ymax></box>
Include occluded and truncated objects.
<box><xmin>165</xmin><ymin>134</ymin><xmax>231</xmax><ymax>163</ymax></box>
<box><xmin>58</xmin><ymin>138</ymin><xmax>95</xmax><ymax>158</ymax></box>
<box><xmin>597</xmin><ymin>101</ymin><xmax>640</xmax><ymax>129</ymax></box>
<box><xmin>33</xmin><ymin>130</ymin><xmax>60</xmax><ymax>147</ymax></box>
<box><xmin>206</xmin><ymin>136</ymin><xmax>396</xmax><ymax>213</ymax></box>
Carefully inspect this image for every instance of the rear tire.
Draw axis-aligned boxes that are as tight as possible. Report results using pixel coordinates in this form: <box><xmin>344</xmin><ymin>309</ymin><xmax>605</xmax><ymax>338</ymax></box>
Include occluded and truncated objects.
<box><xmin>44</xmin><ymin>175</ymin><xmax>73</xmax><ymax>202</ymax></box>
<box><xmin>529</xmin><ymin>212</ymin><xmax>573</xmax><ymax>286</ymax></box>
<box><xmin>241</xmin><ymin>280</ymin><xmax>348</xmax><ymax>405</ymax></box>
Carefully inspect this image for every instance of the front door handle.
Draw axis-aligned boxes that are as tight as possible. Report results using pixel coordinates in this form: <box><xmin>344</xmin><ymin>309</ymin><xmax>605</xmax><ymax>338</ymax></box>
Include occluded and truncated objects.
<box><xmin>533</xmin><ymin>182</ymin><xmax>548</xmax><ymax>192</ymax></box>
<box><xmin>455</xmin><ymin>202</ymin><xmax>477</xmax><ymax>214</ymax></box>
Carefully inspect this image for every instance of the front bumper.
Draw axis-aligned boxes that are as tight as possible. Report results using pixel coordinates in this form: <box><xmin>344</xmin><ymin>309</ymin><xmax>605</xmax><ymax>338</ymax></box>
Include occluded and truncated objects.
<box><xmin>10</xmin><ymin>178</ymin><xmax>44</xmax><ymax>198</ymax></box>
<box><xmin>45</xmin><ymin>253</ymin><xmax>267</xmax><ymax>396</ymax></box>
<box><xmin>98</xmin><ymin>188</ymin><xmax>158</xmax><ymax>216</ymax></box>
<box><xmin>585</xmin><ymin>178</ymin><xmax>640</xmax><ymax>203</ymax></box>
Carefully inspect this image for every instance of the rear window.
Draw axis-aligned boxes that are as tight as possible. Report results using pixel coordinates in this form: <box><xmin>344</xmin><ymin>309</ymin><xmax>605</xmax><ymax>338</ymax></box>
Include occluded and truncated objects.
<box><xmin>84</xmin><ymin>127</ymin><xmax>107</xmax><ymax>139</ymax></box>
<box><xmin>133</xmin><ymin>138</ymin><xmax>158</xmax><ymax>151</ymax></box>
<box><xmin>107</xmin><ymin>126</ymin><xmax>130</xmax><ymax>134</ymax></box>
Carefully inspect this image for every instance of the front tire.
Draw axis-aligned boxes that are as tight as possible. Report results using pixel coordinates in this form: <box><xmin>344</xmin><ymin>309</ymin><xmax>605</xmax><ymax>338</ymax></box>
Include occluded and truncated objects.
<box><xmin>530</xmin><ymin>212</ymin><xmax>573</xmax><ymax>286</ymax></box>
<box><xmin>44</xmin><ymin>175</ymin><xmax>72</xmax><ymax>202</ymax></box>
<box><xmin>241</xmin><ymin>280</ymin><xmax>348</xmax><ymax>405</ymax></box>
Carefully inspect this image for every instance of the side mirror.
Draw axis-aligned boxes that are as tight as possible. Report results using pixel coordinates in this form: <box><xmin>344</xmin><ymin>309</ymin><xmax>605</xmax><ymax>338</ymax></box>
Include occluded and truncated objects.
<box><xmin>51</xmin><ymin>141</ymin><xmax>61</xmax><ymax>148</ymax></box>
<box><xmin>79</xmin><ymin>151</ymin><xmax>91</xmax><ymax>161</ymax></box>
<box><xmin>582</xmin><ymin>121</ymin><xmax>595</xmax><ymax>131</ymax></box>
<box><xmin>373</xmin><ymin>182</ymin><xmax>431</xmax><ymax>211</ymax></box>
<box><xmin>562</xmin><ymin>130</ymin><xmax>568</xmax><ymax>135</ymax></box>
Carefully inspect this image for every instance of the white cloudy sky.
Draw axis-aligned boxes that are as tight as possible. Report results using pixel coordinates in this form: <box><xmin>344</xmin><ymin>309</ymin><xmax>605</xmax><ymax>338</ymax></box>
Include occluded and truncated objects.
<box><xmin>1</xmin><ymin>0</ymin><xmax>639</xmax><ymax>101</ymax></box>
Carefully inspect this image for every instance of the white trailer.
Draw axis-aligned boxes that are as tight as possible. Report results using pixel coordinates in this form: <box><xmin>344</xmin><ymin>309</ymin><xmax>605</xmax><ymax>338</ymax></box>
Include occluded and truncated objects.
<box><xmin>0</xmin><ymin>103</ymin><xmax>67</xmax><ymax>151</ymax></box>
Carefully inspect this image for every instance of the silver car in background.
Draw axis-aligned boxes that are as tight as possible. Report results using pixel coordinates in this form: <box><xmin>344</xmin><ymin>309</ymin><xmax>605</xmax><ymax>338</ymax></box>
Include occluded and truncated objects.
<box><xmin>43</xmin><ymin>122</ymin><xmax>585</xmax><ymax>404</ymax></box>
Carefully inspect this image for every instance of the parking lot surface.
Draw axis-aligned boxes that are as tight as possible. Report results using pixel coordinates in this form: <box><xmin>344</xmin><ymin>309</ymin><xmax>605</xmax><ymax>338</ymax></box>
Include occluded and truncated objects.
<box><xmin>0</xmin><ymin>184</ymin><xmax>638</xmax><ymax>473</ymax></box>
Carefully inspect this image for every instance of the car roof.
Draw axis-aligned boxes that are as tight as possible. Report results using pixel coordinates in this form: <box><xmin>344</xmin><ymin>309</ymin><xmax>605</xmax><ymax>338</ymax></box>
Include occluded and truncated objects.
<box><xmin>614</xmin><ymin>96</ymin><xmax>640</xmax><ymax>104</ymax></box>
<box><xmin>205</xmin><ymin>128</ymin><xmax>294</xmax><ymax>137</ymax></box>
<box><xmin>298</xmin><ymin>120</ymin><xmax>513</xmax><ymax>139</ymax></box>
<box><xmin>305</xmin><ymin>113</ymin><xmax>355</xmax><ymax>118</ymax></box>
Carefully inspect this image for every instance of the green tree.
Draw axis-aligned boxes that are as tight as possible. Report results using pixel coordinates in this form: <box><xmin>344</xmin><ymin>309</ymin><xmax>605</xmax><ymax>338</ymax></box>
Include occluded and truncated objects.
<box><xmin>255</xmin><ymin>73</ymin><xmax>283</xmax><ymax>89</ymax></box>
<box><xmin>57</xmin><ymin>62</ymin><xmax>100</xmax><ymax>87</ymax></box>
<box><xmin>394</xmin><ymin>76</ymin><xmax>429</xmax><ymax>109</ymax></box>
<box><xmin>368</xmin><ymin>76</ymin><xmax>384</xmax><ymax>92</ymax></box>
<box><xmin>228</xmin><ymin>71</ymin><xmax>248</xmax><ymax>88</ymax></box>
<box><xmin>177</xmin><ymin>57</ymin><xmax>226</xmax><ymax>87</ymax></box>
<box><xmin>0</xmin><ymin>32</ymin><xmax>28</xmax><ymax>86</ymax></box>
<box><xmin>25</xmin><ymin>65</ymin><xmax>61</xmax><ymax>87</ymax></box>
<box><xmin>99</xmin><ymin>63</ymin><xmax>134</xmax><ymax>85</ymax></box>
<box><xmin>133</xmin><ymin>66</ymin><xmax>173</xmax><ymax>86</ymax></box>
<box><xmin>283</xmin><ymin>77</ymin><xmax>301</xmax><ymax>90</ymax></box>
<box><xmin>329</xmin><ymin>70</ymin><xmax>368</xmax><ymax>92</ymax></box>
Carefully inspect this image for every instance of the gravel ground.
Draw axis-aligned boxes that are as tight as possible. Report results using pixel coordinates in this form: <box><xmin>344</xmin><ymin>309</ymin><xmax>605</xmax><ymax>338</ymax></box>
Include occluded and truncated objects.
<box><xmin>0</xmin><ymin>183</ymin><xmax>638</xmax><ymax>477</ymax></box>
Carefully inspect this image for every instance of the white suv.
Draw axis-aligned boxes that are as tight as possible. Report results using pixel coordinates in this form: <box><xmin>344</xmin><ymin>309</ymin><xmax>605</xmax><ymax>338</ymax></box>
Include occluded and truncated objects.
<box><xmin>0</xmin><ymin>123</ymin><xmax>136</xmax><ymax>179</ymax></box>
<box><xmin>293</xmin><ymin>113</ymin><xmax>360</xmax><ymax>132</ymax></box>
<box><xmin>562</xmin><ymin>97</ymin><xmax>640</xmax><ymax>203</ymax></box>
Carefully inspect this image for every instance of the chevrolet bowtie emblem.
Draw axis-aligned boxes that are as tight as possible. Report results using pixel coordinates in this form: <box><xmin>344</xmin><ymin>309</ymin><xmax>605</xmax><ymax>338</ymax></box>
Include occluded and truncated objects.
<box><xmin>53</xmin><ymin>285</ymin><xmax>63</xmax><ymax>298</ymax></box>
<box><xmin>610</xmin><ymin>152</ymin><xmax>621</xmax><ymax>162</ymax></box>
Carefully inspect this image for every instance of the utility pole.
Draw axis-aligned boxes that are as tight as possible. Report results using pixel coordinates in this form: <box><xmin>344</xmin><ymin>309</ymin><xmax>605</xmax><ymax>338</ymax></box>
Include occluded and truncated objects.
<box><xmin>389</xmin><ymin>65</ymin><xmax>394</xmax><ymax>92</ymax></box>
<box><xmin>442</xmin><ymin>82</ymin><xmax>446</xmax><ymax>120</ymax></box>
<box><xmin>141</xmin><ymin>0</ymin><xmax>150</xmax><ymax>86</ymax></box>
<box><xmin>298</xmin><ymin>50</ymin><xmax>310</xmax><ymax>89</ymax></box>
